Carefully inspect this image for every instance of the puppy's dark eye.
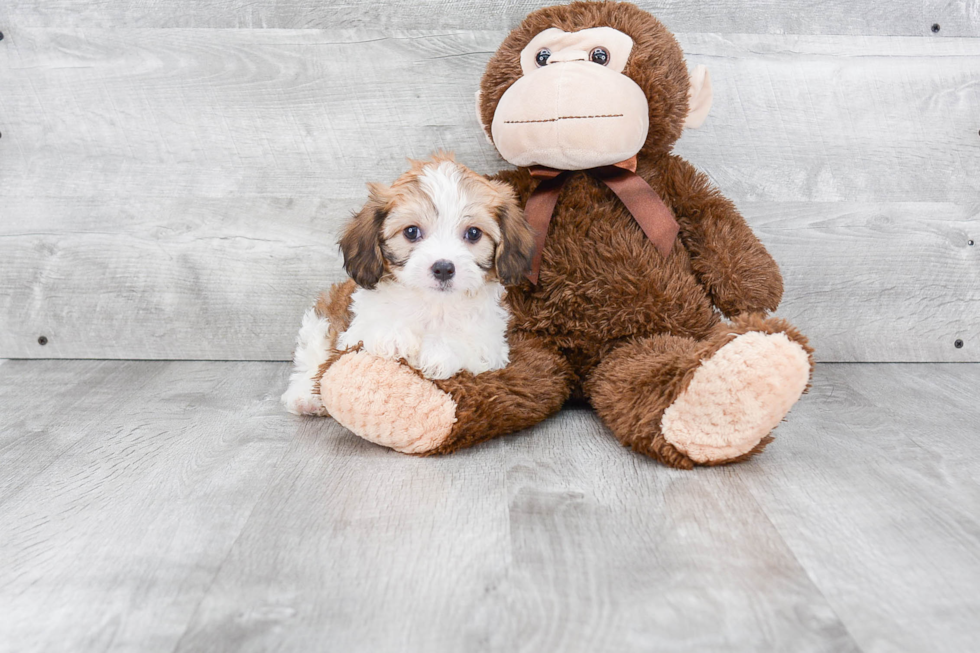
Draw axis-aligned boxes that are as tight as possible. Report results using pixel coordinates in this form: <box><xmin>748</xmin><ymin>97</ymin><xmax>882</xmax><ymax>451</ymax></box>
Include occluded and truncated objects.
<box><xmin>535</xmin><ymin>48</ymin><xmax>551</xmax><ymax>67</ymax></box>
<box><xmin>464</xmin><ymin>227</ymin><xmax>482</xmax><ymax>243</ymax></box>
<box><xmin>403</xmin><ymin>225</ymin><xmax>422</xmax><ymax>242</ymax></box>
<box><xmin>590</xmin><ymin>47</ymin><xmax>609</xmax><ymax>65</ymax></box>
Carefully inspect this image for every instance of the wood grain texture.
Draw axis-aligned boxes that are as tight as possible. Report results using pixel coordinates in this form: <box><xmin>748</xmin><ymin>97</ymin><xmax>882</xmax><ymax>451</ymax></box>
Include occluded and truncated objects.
<box><xmin>752</xmin><ymin>201</ymin><xmax>979</xmax><ymax>363</ymax></box>
<box><xmin>1</xmin><ymin>360</ymin><xmax>978</xmax><ymax>652</ymax></box>
<box><xmin>0</xmin><ymin>360</ymin><xmax>167</xmax><ymax>500</ymax></box>
<box><xmin>2</xmin><ymin>199</ymin><xmax>976</xmax><ymax>361</ymax></box>
<box><xmin>0</xmin><ymin>197</ymin><xmax>343</xmax><ymax>360</ymax></box>
<box><xmin>0</xmin><ymin>360</ymin><xmax>296</xmax><ymax>653</ymax></box>
<box><xmin>737</xmin><ymin>363</ymin><xmax>980</xmax><ymax>653</ymax></box>
<box><xmin>1</xmin><ymin>0</ymin><xmax>978</xmax><ymax>36</ymax></box>
<box><xmin>173</xmin><ymin>405</ymin><xmax>860</xmax><ymax>653</ymax></box>
<box><xmin>0</xmin><ymin>29</ymin><xmax>978</xmax><ymax>361</ymax></box>
<box><xmin>1</xmin><ymin>30</ymin><xmax>978</xmax><ymax>202</ymax></box>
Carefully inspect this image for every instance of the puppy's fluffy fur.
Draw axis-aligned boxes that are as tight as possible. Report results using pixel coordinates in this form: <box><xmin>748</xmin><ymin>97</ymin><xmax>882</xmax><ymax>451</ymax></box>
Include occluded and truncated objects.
<box><xmin>282</xmin><ymin>153</ymin><xmax>534</xmax><ymax>416</ymax></box>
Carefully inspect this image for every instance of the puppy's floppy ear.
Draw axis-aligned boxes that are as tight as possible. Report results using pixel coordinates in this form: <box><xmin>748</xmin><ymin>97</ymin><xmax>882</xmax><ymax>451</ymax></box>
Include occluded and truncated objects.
<box><xmin>492</xmin><ymin>183</ymin><xmax>535</xmax><ymax>286</ymax></box>
<box><xmin>339</xmin><ymin>184</ymin><xmax>389</xmax><ymax>289</ymax></box>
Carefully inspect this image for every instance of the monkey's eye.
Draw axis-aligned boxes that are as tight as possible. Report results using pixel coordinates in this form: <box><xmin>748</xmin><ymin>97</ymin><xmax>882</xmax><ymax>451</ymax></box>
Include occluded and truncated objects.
<box><xmin>535</xmin><ymin>48</ymin><xmax>551</xmax><ymax>67</ymax></box>
<box><xmin>403</xmin><ymin>225</ymin><xmax>422</xmax><ymax>242</ymax></box>
<box><xmin>463</xmin><ymin>227</ymin><xmax>483</xmax><ymax>243</ymax></box>
<box><xmin>589</xmin><ymin>47</ymin><xmax>609</xmax><ymax>65</ymax></box>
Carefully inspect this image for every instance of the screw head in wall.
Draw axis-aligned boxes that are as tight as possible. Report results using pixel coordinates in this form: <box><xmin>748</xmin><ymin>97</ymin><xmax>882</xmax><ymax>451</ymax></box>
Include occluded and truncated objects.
<box><xmin>38</xmin><ymin>335</ymin><xmax>48</xmax><ymax>346</ymax></box>
<box><xmin>931</xmin><ymin>23</ymin><xmax>941</xmax><ymax>33</ymax></box>
<box><xmin>954</xmin><ymin>339</ymin><xmax>964</xmax><ymax>349</ymax></box>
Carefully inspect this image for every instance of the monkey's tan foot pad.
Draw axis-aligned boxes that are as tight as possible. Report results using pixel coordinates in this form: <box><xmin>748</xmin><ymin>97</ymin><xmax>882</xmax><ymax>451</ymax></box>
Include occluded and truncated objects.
<box><xmin>319</xmin><ymin>351</ymin><xmax>457</xmax><ymax>454</ymax></box>
<box><xmin>661</xmin><ymin>332</ymin><xmax>810</xmax><ymax>464</ymax></box>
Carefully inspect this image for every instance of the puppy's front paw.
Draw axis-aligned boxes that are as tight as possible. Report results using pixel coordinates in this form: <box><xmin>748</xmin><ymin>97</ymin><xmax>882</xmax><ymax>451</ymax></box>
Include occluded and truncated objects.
<box><xmin>320</xmin><ymin>351</ymin><xmax>457</xmax><ymax>454</ymax></box>
<box><xmin>281</xmin><ymin>382</ymin><xmax>328</xmax><ymax>416</ymax></box>
<box><xmin>482</xmin><ymin>341</ymin><xmax>511</xmax><ymax>374</ymax></box>
<box><xmin>416</xmin><ymin>340</ymin><xmax>462</xmax><ymax>380</ymax></box>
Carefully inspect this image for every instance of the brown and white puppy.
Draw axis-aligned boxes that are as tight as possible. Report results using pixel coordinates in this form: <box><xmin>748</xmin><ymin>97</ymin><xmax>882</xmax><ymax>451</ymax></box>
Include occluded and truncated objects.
<box><xmin>282</xmin><ymin>153</ymin><xmax>534</xmax><ymax>415</ymax></box>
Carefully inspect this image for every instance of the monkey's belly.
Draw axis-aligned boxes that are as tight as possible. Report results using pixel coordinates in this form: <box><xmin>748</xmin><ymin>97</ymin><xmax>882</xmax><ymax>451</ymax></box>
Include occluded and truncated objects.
<box><xmin>511</xmin><ymin>251</ymin><xmax>719</xmax><ymax>349</ymax></box>
<box><xmin>508</xmin><ymin>175</ymin><xmax>719</xmax><ymax>347</ymax></box>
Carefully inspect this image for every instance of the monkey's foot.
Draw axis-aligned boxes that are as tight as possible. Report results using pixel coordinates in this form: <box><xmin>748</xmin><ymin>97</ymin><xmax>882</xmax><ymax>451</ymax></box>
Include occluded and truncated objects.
<box><xmin>319</xmin><ymin>351</ymin><xmax>457</xmax><ymax>454</ymax></box>
<box><xmin>660</xmin><ymin>331</ymin><xmax>810</xmax><ymax>464</ymax></box>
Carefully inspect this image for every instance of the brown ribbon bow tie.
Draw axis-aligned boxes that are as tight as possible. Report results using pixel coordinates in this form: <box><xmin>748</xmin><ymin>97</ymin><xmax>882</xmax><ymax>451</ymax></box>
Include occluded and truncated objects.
<box><xmin>523</xmin><ymin>156</ymin><xmax>679</xmax><ymax>284</ymax></box>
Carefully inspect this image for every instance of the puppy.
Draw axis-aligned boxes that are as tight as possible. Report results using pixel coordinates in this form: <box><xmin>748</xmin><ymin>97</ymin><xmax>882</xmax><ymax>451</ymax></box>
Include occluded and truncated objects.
<box><xmin>282</xmin><ymin>153</ymin><xmax>535</xmax><ymax>416</ymax></box>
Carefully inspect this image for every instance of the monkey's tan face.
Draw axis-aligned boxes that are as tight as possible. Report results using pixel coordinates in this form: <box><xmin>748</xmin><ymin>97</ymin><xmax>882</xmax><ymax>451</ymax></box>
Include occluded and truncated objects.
<box><xmin>490</xmin><ymin>27</ymin><xmax>649</xmax><ymax>171</ymax></box>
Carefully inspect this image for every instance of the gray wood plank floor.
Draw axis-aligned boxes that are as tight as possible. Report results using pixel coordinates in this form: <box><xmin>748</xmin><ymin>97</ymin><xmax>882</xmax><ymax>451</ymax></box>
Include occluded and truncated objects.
<box><xmin>1</xmin><ymin>360</ymin><xmax>977</xmax><ymax>652</ymax></box>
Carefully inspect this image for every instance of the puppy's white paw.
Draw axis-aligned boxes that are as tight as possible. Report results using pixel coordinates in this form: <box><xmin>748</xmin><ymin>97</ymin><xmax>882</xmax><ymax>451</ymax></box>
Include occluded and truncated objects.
<box><xmin>281</xmin><ymin>382</ymin><xmax>328</xmax><ymax>416</ymax></box>
<box><xmin>416</xmin><ymin>340</ymin><xmax>462</xmax><ymax>380</ymax></box>
<box><xmin>283</xmin><ymin>305</ymin><xmax>333</xmax><ymax>416</ymax></box>
<box><xmin>482</xmin><ymin>341</ymin><xmax>511</xmax><ymax>373</ymax></box>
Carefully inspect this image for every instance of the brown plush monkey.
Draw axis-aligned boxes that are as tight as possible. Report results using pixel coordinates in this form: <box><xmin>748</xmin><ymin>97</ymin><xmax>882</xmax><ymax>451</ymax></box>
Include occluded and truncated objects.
<box><xmin>315</xmin><ymin>1</ymin><xmax>813</xmax><ymax>468</ymax></box>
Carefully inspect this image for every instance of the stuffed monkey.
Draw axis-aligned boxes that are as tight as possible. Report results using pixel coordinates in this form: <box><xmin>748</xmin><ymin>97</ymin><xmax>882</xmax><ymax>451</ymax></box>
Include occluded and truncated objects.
<box><xmin>314</xmin><ymin>1</ymin><xmax>813</xmax><ymax>468</ymax></box>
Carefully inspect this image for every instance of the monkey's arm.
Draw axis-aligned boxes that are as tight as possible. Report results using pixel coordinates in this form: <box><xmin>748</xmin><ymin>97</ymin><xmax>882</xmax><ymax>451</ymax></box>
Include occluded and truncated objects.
<box><xmin>662</xmin><ymin>156</ymin><xmax>783</xmax><ymax>317</ymax></box>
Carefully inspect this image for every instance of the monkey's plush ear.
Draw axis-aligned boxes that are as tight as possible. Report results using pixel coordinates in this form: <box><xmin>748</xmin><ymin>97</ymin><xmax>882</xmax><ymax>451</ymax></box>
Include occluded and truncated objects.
<box><xmin>339</xmin><ymin>185</ymin><xmax>389</xmax><ymax>289</ymax></box>
<box><xmin>684</xmin><ymin>65</ymin><xmax>713</xmax><ymax>129</ymax></box>
<box><xmin>475</xmin><ymin>89</ymin><xmax>493</xmax><ymax>144</ymax></box>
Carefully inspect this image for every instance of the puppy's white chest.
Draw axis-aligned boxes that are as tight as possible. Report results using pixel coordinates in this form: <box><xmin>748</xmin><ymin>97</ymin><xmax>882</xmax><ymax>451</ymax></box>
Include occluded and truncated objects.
<box><xmin>338</xmin><ymin>283</ymin><xmax>510</xmax><ymax>380</ymax></box>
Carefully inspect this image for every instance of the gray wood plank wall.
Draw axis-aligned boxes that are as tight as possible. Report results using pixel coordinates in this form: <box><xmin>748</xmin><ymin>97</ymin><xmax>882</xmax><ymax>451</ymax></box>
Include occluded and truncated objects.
<box><xmin>0</xmin><ymin>3</ymin><xmax>977</xmax><ymax>362</ymax></box>
<box><xmin>3</xmin><ymin>0</ymin><xmax>979</xmax><ymax>35</ymax></box>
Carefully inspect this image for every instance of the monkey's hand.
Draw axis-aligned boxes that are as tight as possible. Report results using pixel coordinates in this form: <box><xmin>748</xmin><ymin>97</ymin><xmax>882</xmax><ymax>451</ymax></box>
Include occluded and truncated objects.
<box><xmin>663</xmin><ymin>156</ymin><xmax>783</xmax><ymax>317</ymax></box>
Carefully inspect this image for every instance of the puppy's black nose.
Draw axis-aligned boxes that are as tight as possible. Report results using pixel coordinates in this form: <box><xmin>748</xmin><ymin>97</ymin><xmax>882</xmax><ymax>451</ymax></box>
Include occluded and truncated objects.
<box><xmin>431</xmin><ymin>259</ymin><xmax>455</xmax><ymax>281</ymax></box>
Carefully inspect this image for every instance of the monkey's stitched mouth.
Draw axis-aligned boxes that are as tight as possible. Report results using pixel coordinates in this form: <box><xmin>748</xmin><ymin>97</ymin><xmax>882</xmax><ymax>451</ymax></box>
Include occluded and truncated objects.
<box><xmin>503</xmin><ymin>113</ymin><xmax>624</xmax><ymax>124</ymax></box>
